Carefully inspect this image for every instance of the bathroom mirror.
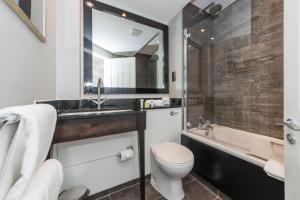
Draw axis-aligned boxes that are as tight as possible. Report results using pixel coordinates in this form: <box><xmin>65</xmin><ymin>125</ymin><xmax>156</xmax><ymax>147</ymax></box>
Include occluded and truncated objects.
<box><xmin>83</xmin><ymin>0</ymin><xmax>169</xmax><ymax>94</ymax></box>
<box><xmin>4</xmin><ymin>0</ymin><xmax>46</xmax><ymax>42</ymax></box>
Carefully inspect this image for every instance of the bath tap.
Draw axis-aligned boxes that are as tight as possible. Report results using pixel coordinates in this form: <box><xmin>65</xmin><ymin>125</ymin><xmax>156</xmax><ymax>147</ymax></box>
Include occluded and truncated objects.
<box><xmin>198</xmin><ymin>117</ymin><xmax>211</xmax><ymax>130</ymax></box>
<box><xmin>90</xmin><ymin>78</ymin><xmax>107</xmax><ymax>109</ymax></box>
<box><xmin>198</xmin><ymin>117</ymin><xmax>214</xmax><ymax>138</ymax></box>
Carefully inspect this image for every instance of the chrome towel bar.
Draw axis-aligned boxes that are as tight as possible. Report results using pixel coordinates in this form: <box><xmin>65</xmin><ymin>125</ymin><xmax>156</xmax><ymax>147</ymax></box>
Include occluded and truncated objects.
<box><xmin>0</xmin><ymin>113</ymin><xmax>21</xmax><ymax>130</ymax></box>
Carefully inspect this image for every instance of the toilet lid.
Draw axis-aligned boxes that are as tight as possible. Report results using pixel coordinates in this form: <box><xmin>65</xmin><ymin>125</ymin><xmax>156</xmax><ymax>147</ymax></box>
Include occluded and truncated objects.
<box><xmin>153</xmin><ymin>143</ymin><xmax>193</xmax><ymax>165</ymax></box>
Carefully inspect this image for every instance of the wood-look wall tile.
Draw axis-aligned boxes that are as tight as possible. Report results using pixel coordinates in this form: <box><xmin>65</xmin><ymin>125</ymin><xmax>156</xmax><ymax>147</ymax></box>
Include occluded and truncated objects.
<box><xmin>184</xmin><ymin>0</ymin><xmax>283</xmax><ymax>139</ymax></box>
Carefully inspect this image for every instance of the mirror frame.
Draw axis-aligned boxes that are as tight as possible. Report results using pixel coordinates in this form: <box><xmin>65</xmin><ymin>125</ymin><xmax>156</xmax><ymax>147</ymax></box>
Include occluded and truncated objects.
<box><xmin>83</xmin><ymin>0</ymin><xmax>169</xmax><ymax>94</ymax></box>
<box><xmin>4</xmin><ymin>0</ymin><xmax>46</xmax><ymax>42</ymax></box>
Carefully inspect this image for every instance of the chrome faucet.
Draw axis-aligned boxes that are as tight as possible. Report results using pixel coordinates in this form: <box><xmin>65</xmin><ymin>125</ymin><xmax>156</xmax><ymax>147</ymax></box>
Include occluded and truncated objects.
<box><xmin>90</xmin><ymin>78</ymin><xmax>107</xmax><ymax>109</ymax></box>
<box><xmin>198</xmin><ymin>116</ymin><xmax>214</xmax><ymax>138</ymax></box>
<box><xmin>198</xmin><ymin>116</ymin><xmax>212</xmax><ymax>130</ymax></box>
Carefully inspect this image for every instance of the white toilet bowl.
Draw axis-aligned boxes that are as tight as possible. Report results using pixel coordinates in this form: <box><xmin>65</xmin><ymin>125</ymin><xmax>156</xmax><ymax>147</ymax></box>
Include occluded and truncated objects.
<box><xmin>150</xmin><ymin>143</ymin><xmax>194</xmax><ymax>200</ymax></box>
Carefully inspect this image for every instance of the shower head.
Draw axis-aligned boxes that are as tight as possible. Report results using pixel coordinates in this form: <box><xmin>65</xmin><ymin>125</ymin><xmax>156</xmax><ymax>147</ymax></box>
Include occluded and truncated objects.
<box><xmin>189</xmin><ymin>2</ymin><xmax>223</xmax><ymax>28</ymax></box>
<box><xmin>203</xmin><ymin>3</ymin><xmax>223</xmax><ymax>17</ymax></box>
<box><xmin>209</xmin><ymin>4</ymin><xmax>222</xmax><ymax>16</ymax></box>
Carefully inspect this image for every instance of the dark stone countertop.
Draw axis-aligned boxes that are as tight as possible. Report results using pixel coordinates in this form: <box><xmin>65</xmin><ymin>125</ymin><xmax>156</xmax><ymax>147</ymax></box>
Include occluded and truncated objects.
<box><xmin>57</xmin><ymin>109</ymin><xmax>146</xmax><ymax>121</ymax></box>
<box><xmin>36</xmin><ymin>98</ymin><xmax>182</xmax><ymax>120</ymax></box>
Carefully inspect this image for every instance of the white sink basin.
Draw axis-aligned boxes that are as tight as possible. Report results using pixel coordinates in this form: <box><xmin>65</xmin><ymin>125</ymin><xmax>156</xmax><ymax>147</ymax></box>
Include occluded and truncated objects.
<box><xmin>58</xmin><ymin>109</ymin><xmax>132</xmax><ymax>117</ymax></box>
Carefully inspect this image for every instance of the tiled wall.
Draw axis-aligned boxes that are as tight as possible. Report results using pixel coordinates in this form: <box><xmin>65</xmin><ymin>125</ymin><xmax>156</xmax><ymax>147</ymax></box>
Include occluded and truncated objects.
<box><xmin>184</xmin><ymin>0</ymin><xmax>283</xmax><ymax>139</ymax></box>
<box><xmin>136</xmin><ymin>54</ymin><xmax>158</xmax><ymax>88</ymax></box>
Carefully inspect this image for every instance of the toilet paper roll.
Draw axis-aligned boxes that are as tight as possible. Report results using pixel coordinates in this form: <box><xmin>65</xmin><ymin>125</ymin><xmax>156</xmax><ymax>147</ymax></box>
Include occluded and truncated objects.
<box><xmin>119</xmin><ymin>149</ymin><xmax>134</xmax><ymax>162</ymax></box>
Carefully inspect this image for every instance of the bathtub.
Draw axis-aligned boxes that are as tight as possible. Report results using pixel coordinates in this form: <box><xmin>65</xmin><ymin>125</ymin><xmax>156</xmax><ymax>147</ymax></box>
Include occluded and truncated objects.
<box><xmin>182</xmin><ymin>125</ymin><xmax>284</xmax><ymax>200</ymax></box>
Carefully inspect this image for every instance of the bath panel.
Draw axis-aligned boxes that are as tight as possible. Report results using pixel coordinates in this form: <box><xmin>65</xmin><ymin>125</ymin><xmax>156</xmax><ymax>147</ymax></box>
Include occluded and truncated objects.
<box><xmin>181</xmin><ymin>134</ymin><xmax>284</xmax><ymax>200</ymax></box>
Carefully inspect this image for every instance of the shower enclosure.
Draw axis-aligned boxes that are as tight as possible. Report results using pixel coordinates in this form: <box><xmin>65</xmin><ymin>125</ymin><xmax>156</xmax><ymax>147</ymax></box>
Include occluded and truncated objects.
<box><xmin>183</xmin><ymin>0</ymin><xmax>284</xmax><ymax>140</ymax></box>
<box><xmin>181</xmin><ymin>1</ymin><xmax>284</xmax><ymax>199</ymax></box>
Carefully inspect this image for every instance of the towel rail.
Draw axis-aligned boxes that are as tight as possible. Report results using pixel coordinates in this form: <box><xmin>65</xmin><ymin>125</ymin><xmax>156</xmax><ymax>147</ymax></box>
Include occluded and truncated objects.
<box><xmin>0</xmin><ymin>113</ymin><xmax>21</xmax><ymax>130</ymax></box>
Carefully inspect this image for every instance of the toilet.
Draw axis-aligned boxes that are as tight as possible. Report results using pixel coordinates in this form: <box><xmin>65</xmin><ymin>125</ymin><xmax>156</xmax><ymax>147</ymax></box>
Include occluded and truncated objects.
<box><xmin>150</xmin><ymin>143</ymin><xmax>194</xmax><ymax>200</ymax></box>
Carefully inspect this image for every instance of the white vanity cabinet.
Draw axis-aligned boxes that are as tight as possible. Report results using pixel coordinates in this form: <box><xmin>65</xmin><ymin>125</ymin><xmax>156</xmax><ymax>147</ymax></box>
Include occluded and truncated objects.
<box><xmin>54</xmin><ymin>107</ymin><xmax>182</xmax><ymax>194</ymax></box>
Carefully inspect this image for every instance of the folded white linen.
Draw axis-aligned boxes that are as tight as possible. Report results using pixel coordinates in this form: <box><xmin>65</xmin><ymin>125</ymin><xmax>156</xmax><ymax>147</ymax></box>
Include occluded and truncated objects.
<box><xmin>264</xmin><ymin>159</ymin><xmax>285</xmax><ymax>182</ymax></box>
<box><xmin>0</xmin><ymin>104</ymin><xmax>57</xmax><ymax>200</ymax></box>
<box><xmin>23</xmin><ymin>159</ymin><xmax>63</xmax><ymax>200</ymax></box>
<box><xmin>0</xmin><ymin>123</ymin><xmax>18</xmax><ymax>176</ymax></box>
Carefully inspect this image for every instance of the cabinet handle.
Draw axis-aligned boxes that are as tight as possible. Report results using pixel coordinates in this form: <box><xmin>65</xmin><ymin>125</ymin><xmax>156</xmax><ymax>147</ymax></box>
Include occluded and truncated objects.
<box><xmin>170</xmin><ymin>111</ymin><xmax>178</xmax><ymax>116</ymax></box>
<box><xmin>284</xmin><ymin>119</ymin><xmax>300</xmax><ymax>131</ymax></box>
<box><xmin>286</xmin><ymin>134</ymin><xmax>296</xmax><ymax>145</ymax></box>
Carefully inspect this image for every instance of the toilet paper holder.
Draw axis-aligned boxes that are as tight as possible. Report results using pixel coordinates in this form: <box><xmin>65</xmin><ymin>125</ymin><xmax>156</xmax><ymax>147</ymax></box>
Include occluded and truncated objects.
<box><xmin>120</xmin><ymin>145</ymin><xmax>133</xmax><ymax>153</ymax></box>
<box><xmin>117</xmin><ymin>145</ymin><xmax>133</xmax><ymax>162</ymax></box>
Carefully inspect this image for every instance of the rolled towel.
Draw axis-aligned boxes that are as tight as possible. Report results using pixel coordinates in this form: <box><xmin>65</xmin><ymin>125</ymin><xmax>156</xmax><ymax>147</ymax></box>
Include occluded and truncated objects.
<box><xmin>0</xmin><ymin>104</ymin><xmax>57</xmax><ymax>200</ymax></box>
<box><xmin>264</xmin><ymin>159</ymin><xmax>284</xmax><ymax>182</ymax></box>
<box><xmin>23</xmin><ymin>159</ymin><xmax>63</xmax><ymax>200</ymax></box>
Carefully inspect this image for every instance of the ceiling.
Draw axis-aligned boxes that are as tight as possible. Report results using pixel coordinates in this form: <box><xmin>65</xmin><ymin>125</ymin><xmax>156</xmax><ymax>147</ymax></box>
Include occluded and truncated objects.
<box><xmin>96</xmin><ymin>0</ymin><xmax>191</xmax><ymax>25</ymax></box>
<box><xmin>192</xmin><ymin>0</ymin><xmax>237</xmax><ymax>10</ymax></box>
<box><xmin>92</xmin><ymin>9</ymin><xmax>161</xmax><ymax>56</ymax></box>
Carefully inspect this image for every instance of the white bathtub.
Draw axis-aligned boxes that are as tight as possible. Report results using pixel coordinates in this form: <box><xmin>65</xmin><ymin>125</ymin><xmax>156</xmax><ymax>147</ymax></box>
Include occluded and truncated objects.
<box><xmin>182</xmin><ymin>125</ymin><xmax>285</xmax><ymax>200</ymax></box>
<box><xmin>183</xmin><ymin>125</ymin><xmax>284</xmax><ymax>168</ymax></box>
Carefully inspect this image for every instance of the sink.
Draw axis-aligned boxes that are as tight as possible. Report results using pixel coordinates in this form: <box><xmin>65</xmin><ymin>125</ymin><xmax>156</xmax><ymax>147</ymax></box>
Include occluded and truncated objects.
<box><xmin>58</xmin><ymin>109</ymin><xmax>132</xmax><ymax>117</ymax></box>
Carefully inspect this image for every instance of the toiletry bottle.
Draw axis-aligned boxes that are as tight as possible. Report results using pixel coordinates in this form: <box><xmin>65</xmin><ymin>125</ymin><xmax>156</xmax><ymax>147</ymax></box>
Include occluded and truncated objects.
<box><xmin>150</xmin><ymin>100</ymin><xmax>155</xmax><ymax>108</ymax></box>
<box><xmin>144</xmin><ymin>100</ymin><xmax>150</xmax><ymax>109</ymax></box>
<box><xmin>140</xmin><ymin>99</ymin><xmax>144</xmax><ymax>109</ymax></box>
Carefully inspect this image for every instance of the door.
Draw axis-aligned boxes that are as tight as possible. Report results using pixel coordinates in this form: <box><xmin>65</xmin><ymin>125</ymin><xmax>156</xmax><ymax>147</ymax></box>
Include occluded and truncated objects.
<box><xmin>284</xmin><ymin>0</ymin><xmax>300</xmax><ymax>199</ymax></box>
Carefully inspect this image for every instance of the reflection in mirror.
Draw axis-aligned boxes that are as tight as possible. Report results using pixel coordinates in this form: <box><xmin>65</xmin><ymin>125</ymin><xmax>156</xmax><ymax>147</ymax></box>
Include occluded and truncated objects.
<box><xmin>83</xmin><ymin>1</ymin><xmax>169</xmax><ymax>94</ymax></box>
<box><xmin>92</xmin><ymin>9</ymin><xmax>165</xmax><ymax>89</ymax></box>
<box><xmin>5</xmin><ymin>0</ymin><xmax>45</xmax><ymax>42</ymax></box>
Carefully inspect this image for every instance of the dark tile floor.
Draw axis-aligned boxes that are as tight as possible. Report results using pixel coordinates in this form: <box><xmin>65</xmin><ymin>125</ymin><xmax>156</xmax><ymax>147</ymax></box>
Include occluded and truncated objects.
<box><xmin>90</xmin><ymin>173</ymin><xmax>231</xmax><ymax>200</ymax></box>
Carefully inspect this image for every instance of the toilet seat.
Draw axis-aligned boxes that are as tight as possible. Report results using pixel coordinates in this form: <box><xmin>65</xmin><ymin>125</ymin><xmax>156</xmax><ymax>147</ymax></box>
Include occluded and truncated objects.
<box><xmin>153</xmin><ymin>143</ymin><xmax>193</xmax><ymax>166</ymax></box>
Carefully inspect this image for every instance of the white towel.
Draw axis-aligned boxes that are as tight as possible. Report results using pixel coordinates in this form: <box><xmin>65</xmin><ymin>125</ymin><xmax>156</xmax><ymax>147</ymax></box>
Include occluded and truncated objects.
<box><xmin>264</xmin><ymin>159</ymin><xmax>285</xmax><ymax>182</ymax></box>
<box><xmin>23</xmin><ymin>159</ymin><xmax>63</xmax><ymax>200</ymax></box>
<box><xmin>0</xmin><ymin>122</ymin><xmax>18</xmax><ymax>175</ymax></box>
<box><xmin>0</xmin><ymin>104</ymin><xmax>57</xmax><ymax>200</ymax></box>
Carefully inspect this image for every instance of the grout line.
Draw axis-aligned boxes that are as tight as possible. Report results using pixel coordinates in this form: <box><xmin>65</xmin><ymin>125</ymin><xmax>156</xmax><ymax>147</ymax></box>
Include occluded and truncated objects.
<box><xmin>97</xmin><ymin>194</ymin><xmax>110</xmax><ymax>200</ymax></box>
<box><xmin>153</xmin><ymin>194</ymin><xmax>166</xmax><ymax>200</ymax></box>
<box><xmin>184</xmin><ymin>177</ymin><xmax>223</xmax><ymax>200</ymax></box>
<box><xmin>190</xmin><ymin>174</ymin><xmax>219</xmax><ymax>197</ymax></box>
<box><xmin>109</xmin><ymin>182</ymin><xmax>140</xmax><ymax>196</ymax></box>
<box><xmin>99</xmin><ymin>174</ymin><xmax>224</xmax><ymax>200</ymax></box>
<box><xmin>152</xmin><ymin>197</ymin><xmax>161</xmax><ymax>200</ymax></box>
<box><xmin>183</xmin><ymin>177</ymin><xmax>196</xmax><ymax>186</ymax></box>
<box><xmin>150</xmin><ymin>182</ymin><xmax>165</xmax><ymax>200</ymax></box>
<box><xmin>94</xmin><ymin>176</ymin><xmax>150</xmax><ymax>199</ymax></box>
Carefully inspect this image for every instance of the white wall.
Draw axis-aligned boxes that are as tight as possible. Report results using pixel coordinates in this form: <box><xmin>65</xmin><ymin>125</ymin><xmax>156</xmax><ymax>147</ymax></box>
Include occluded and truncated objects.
<box><xmin>0</xmin><ymin>0</ymin><xmax>56</xmax><ymax>109</ymax></box>
<box><xmin>169</xmin><ymin>12</ymin><xmax>183</xmax><ymax>98</ymax></box>
<box><xmin>56</xmin><ymin>0</ymin><xmax>81</xmax><ymax>99</ymax></box>
<box><xmin>31</xmin><ymin>0</ymin><xmax>45</xmax><ymax>34</ymax></box>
